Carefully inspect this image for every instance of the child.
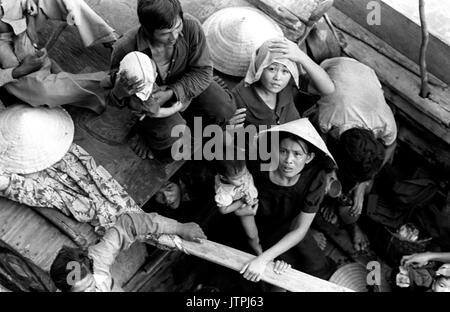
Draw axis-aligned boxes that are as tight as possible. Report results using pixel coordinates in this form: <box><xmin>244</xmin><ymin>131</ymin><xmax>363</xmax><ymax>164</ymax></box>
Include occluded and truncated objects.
<box><xmin>118</xmin><ymin>51</ymin><xmax>183</xmax><ymax>118</ymax></box>
<box><xmin>214</xmin><ymin>159</ymin><xmax>262</xmax><ymax>255</ymax></box>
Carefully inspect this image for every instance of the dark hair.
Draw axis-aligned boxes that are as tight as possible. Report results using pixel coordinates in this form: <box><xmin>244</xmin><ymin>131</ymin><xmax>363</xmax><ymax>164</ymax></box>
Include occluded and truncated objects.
<box><xmin>50</xmin><ymin>246</ymin><xmax>93</xmax><ymax>292</ymax></box>
<box><xmin>215</xmin><ymin>159</ymin><xmax>246</xmax><ymax>178</ymax></box>
<box><xmin>137</xmin><ymin>0</ymin><xmax>183</xmax><ymax>33</ymax></box>
<box><xmin>279</xmin><ymin>132</ymin><xmax>311</xmax><ymax>154</ymax></box>
<box><xmin>336</xmin><ymin>128</ymin><xmax>385</xmax><ymax>183</ymax></box>
<box><xmin>279</xmin><ymin>131</ymin><xmax>335</xmax><ymax>172</ymax></box>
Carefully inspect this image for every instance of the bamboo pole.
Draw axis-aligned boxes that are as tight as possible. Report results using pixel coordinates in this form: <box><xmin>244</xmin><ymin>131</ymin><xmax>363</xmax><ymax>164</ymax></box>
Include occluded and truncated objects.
<box><xmin>150</xmin><ymin>235</ymin><xmax>353</xmax><ymax>292</ymax></box>
<box><xmin>418</xmin><ymin>0</ymin><xmax>431</xmax><ymax>98</ymax></box>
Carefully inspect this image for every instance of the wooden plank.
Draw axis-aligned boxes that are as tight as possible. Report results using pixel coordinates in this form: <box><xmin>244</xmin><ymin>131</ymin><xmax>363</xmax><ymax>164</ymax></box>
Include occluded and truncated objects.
<box><xmin>333</xmin><ymin>0</ymin><xmax>450</xmax><ymax>84</ymax></box>
<box><xmin>150</xmin><ymin>235</ymin><xmax>353</xmax><ymax>292</ymax></box>
<box><xmin>246</xmin><ymin>0</ymin><xmax>304</xmax><ymax>29</ymax></box>
<box><xmin>0</xmin><ymin>200</ymin><xmax>79</xmax><ymax>270</ymax></box>
<box><xmin>181</xmin><ymin>0</ymin><xmax>253</xmax><ymax>24</ymax></box>
<box><xmin>327</xmin><ymin>7</ymin><xmax>447</xmax><ymax>88</ymax></box>
<box><xmin>329</xmin><ymin>10</ymin><xmax>450</xmax><ymax>145</ymax></box>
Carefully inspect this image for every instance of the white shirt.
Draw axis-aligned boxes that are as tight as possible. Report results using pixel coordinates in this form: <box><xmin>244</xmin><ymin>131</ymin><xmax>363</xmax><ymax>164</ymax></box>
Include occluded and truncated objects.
<box><xmin>317</xmin><ymin>57</ymin><xmax>397</xmax><ymax>146</ymax></box>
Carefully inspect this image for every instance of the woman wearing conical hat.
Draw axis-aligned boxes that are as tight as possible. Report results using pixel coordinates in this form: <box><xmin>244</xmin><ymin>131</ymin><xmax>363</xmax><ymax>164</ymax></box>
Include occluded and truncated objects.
<box><xmin>0</xmin><ymin>104</ymin><xmax>189</xmax><ymax>234</ymax></box>
<box><xmin>240</xmin><ymin>118</ymin><xmax>337</xmax><ymax>287</ymax></box>
<box><xmin>228</xmin><ymin>37</ymin><xmax>335</xmax><ymax>128</ymax></box>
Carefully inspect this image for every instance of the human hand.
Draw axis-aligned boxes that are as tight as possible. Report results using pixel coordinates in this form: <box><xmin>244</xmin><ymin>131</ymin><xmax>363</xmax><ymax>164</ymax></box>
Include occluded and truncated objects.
<box><xmin>396</xmin><ymin>266</ymin><xmax>410</xmax><ymax>288</ymax></box>
<box><xmin>273</xmin><ymin>260</ymin><xmax>291</xmax><ymax>275</ymax></box>
<box><xmin>113</xmin><ymin>70</ymin><xmax>145</xmax><ymax>100</ymax></box>
<box><xmin>13</xmin><ymin>51</ymin><xmax>47</xmax><ymax>78</ymax></box>
<box><xmin>268</xmin><ymin>38</ymin><xmax>307</xmax><ymax>64</ymax></box>
<box><xmin>401</xmin><ymin>253</ymin><xmax>431</xmax><ymax>268</ymax></box>
<box><xmin>436</xmin><ymin>264</ymin><xmax>450</xmax><ymax>277</ymax></box>
<box><xmin>240</xmin><ymin>256</ymin><xmax>269</xmax><ymax>282</ymax></box>
<box><xmin>177</xmin><ymin>222</ymin><xmax>207</xmax><ymax>243</ymax></box>
<box><xmin>26</xmin><ymin>0</ymin><xmax>38</xmax><ymax>16</ymax></box>
<box><xmin>128</xmin><ymin>96</ymin><xmax>145</xmax><ymax>116</ymax></box>
<box><xmin>234</xmin><ymin>200</ymin><xmax>258</xmax><ymax>216</ymax></box>
<box><xmin>146</xmin><ymin>101</ymin><xmax>183</xmax><ymax>118</ymax></box>
<box><xmin>149</xmin><ymin>89</ymin><xmax>174</xmax><ymax>108</ymax></box>
<box><xmin>227</xmin><ymin>108</ymin><xmax>246</xmax><ymax>129</ymax></box>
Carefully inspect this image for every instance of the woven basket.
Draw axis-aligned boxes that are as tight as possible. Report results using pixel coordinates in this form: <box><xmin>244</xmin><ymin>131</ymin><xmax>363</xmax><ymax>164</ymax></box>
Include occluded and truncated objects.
<box><xmin>385</xmin><ymin>226</ymin><xmax>432</xmax><ymax>256</ymax></box>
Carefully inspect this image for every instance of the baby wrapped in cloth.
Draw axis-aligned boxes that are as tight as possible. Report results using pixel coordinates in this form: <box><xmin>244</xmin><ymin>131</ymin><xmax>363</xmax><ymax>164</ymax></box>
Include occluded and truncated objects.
<box><xmin>119</xmin><ymin>51</ymin><xmax>186</xmax><ymax>152</ymax></box>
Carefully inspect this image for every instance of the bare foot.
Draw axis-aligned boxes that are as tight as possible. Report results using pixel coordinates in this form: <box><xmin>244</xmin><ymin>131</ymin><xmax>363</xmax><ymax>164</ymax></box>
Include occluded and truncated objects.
<box><xmin>129</xmin><ymin>134</ymin><xmax>154</xmax><ymax>159</ymax></box>
<box><xmin>320</xmin><ymin>205</ymin><xmax>338</xmax><ymax>224</ymax></box>
<box><xmin>352</xmin><ymin>224</ymin><xmax>369</xmax><ymax>252</ymax></box>
<box><xmin>311</xmin><ymin>229</ymin><xmax>327</xmax><ymax>251</ymax></box>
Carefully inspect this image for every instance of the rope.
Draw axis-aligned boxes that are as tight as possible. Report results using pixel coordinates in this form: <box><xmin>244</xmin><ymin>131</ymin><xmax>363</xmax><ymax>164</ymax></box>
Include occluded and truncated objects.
<box><xmin>169</xmin><ymin>235</ymin><xmax>190</xmax><ymax>255</ymax></box>
<box><xmin>418</xmin><ymin>0</ymin><xmax>431</xmax><ymax>98</ymax></box>
<box><xmin>146</xmin><ymin>234</ymin><xmax>190</xmax><ymax>255</ymax></box>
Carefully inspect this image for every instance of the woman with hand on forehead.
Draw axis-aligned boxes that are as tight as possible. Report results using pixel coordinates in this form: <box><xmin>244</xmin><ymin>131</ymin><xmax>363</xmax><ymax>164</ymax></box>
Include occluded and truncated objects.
<box><xmin>229</xmin><ymin>37</ymin><xmax>335</xmax><ymax>129</ymax></box>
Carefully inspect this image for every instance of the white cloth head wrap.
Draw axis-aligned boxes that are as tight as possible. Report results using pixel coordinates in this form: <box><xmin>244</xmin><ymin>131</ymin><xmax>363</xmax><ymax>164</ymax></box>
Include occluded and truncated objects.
<box><xmin>119</xmin><ymin>51</ymin><xmax>157</xmax><ymax>101</ymax></box>
<box><xmin>244</xmin><ymin>38</ymin><xmax>302</xmax><ymax>88</ymax></box>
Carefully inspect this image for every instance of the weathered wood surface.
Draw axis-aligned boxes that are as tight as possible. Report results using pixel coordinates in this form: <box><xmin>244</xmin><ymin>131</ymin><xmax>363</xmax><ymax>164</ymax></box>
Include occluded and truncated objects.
<box><xmin>150</xmin><ymin>235</ymin><xmax>353</xmax><ymax>292</ymax></box>
<box><xmin>181</xmin><ymin>0</ymin><xmax>333</xmax><ymax>42</ymax></box>
<box><xmin>327</xmin><ymin>8</ymin><xmax>447</xmax><ymax>88</ymax></box>
<box><xmin>328</xmin><ymin>9</ymin><xmax>450</xmax><ymax>147</ymax></box>
<box><xmin>180</xmin><ymin>0</ymin><xmax>300</xmax><ymax>40</ymax></box>
<box><xmin>333</xmin><ymin>0</ymin><xmax>450</xmax><ymax>85</ymax></box>
<box><xmin>250</xmin><ymin>0</ymin><xmax>334</xmax><ymax>24</ymax></box>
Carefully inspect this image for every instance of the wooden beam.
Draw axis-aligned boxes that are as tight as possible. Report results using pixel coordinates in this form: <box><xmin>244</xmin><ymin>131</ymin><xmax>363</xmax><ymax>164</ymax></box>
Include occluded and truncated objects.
<box><xmin>180</xmin><ymin>0</ymin><xmax>251</xmax><ymax>23</ymax></box>
<box><xmin>246</xmin><ymin>0</ymin><xmax>304</xmax><ymax>30</ymax></box>
<box><xmin>149</xmin><ymin>235</ymin><xmax>353</xmax><ymax>292</ymax></box>
<box><xmin>333</xmin><ymin>0</ymin><xmax>450</xmax><ymax>85</ymax></box>
<box><xmin>327</xmin><ymin>7</ymin><xmax>446</xmax><ymax>88</ymax></box>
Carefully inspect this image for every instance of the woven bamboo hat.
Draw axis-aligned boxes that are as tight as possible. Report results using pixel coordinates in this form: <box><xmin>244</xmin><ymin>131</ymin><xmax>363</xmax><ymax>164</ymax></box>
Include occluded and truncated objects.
<box><xmin>0</xmin><ymin>105</ymin><xmax>74</xmax><ymax>174</ymax></box>
<box><xmin>258</xmin><ymin>118</ymin><xmax>336</xmax><ymax>165</ymax></box>
<box><xmin>329</xmin><ymin>263</ymin><xmax>369</xmax><ymax>292</ymax></box>
<box><xmin>203</xmin><ymin>7</ymin><xmax>283</xmax><ymax>77</ymax></box>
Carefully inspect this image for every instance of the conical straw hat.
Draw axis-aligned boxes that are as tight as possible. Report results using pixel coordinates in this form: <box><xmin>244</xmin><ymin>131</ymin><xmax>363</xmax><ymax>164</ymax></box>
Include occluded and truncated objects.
<box><xmin>258</xmin><ymin>118</ymin><xmax>336</xmax><ymax>165</ymax></box>
<box><xmin>203</xmin><ymin>6</ymin><xmax>283</xmax><ymax>77</ymax></box>
<box><xmin>0</xmin><ymin>105</ymin><xmax>74</xmax><ymax>174</ymax></box>
<box><xmin>328</xmin><ymin>263</ymin><xmax>369</xmax><ymax>292</ymax></box>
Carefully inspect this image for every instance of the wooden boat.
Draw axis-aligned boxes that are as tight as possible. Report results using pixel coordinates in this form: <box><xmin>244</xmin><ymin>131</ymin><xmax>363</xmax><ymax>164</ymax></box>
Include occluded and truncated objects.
<box><xmin>0</xmin><ymin>0</ymin><xmax>449</xmax><ymax>292</ymax></box>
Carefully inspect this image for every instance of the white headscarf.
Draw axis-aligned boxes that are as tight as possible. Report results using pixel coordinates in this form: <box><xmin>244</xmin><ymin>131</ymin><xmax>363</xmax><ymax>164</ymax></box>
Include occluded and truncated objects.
<box><xmin>244</xmin><ymin>38</ymin><xmax>302</xmax><ymax>88</ymax></box>
<box><xmin>119</xmin><ymin>51</ymin><xmax>157</xmax><ymax>101</ymax></box>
